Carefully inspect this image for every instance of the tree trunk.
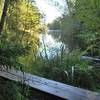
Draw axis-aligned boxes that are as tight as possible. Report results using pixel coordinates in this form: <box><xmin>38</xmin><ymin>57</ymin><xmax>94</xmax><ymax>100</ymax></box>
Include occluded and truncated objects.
<box><xmin>0</xmin><ymin>0</ymin><xmax>9</xmax><ymax>35</ymax></box>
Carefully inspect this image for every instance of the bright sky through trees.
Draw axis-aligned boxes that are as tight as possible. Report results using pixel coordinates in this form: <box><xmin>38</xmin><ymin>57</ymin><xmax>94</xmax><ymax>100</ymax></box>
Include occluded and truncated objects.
<box><xmin>35</xmin><ymin>0</ymin><xmax>66</xmax><ymax>23</ymax></box>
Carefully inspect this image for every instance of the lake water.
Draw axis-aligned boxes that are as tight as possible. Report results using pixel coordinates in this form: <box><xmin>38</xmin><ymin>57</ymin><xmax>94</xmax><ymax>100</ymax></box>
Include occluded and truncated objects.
<box><xmin>38</xmin><ymin>30</ymin><xmax>69</xmax><ymax>59</ymax></box>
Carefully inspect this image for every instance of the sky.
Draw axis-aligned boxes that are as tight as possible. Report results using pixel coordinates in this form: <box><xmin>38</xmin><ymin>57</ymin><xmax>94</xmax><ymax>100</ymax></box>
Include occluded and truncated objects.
<box><xmin>35</xmin><ymin>0</ymin><xmax>66</xmax><ymax>24</ymax></box>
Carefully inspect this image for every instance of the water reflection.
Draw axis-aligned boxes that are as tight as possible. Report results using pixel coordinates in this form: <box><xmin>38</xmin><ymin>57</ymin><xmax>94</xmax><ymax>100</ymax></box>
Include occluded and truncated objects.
<box><xmin>38</xmin><ymin>33</ymin><xmax>69</xmax><ymax>59</ymax></box>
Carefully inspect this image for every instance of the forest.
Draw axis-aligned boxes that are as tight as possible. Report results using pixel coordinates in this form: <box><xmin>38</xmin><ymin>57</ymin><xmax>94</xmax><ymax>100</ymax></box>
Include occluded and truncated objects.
<box><xmin>0</xmin><ymin>0</ymin><xmax>100</xmax><ymax>100</ymax></box>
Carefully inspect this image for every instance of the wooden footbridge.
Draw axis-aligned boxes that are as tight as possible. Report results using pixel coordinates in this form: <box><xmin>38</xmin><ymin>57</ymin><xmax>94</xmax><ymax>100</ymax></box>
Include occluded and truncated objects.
<box><xmin>0</xmin><ymin>68</ymin><xmax>100</xmax><ymax>100</ymax></box>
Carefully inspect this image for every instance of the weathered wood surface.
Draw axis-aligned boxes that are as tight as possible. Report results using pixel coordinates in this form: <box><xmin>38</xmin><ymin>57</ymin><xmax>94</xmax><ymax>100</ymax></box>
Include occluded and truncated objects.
<box><xmin>0</xmin><ymin>69</ymin><xmax>100</xmax><ymax>100</ymax></box>
<box><xmin>81</xmin><ymin>56</ymin><xmax>100</xmax><ymax>62</ymax></box>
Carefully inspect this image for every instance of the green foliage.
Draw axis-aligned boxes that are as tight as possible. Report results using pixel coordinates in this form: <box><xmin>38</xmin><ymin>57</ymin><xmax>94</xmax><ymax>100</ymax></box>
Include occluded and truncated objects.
<box><xmin>45</xmin><ymin>0</ymin><xmax>100</xmax><ymax>91</ymax></box>
<box><xmin>59</xmin><ymin>0</ymin><xmax>100</xmax><ymax>56</ymax></box>
<box><xmin>0</xmin><ymin>0</ymin><xmax>100</xmax><ymax>99</ymax></box>
<box><xmin>0</xmin><ymin>0</ymin><xmax>4</xmax><ymax>18</ymax></box>
<box><xmin>0</xmin><ymin>77</ymin><xmax>29</xmax><ymax>100</ymax></box>
<box><xmin>0</xmin><ymin>40</ymin><xmax>29</xmax><ymax>69</ymax></box>
<box><xmin>0</xmin><ymin>0</ymin><xmax>43</xmax><ymax>99</ymax></box>
<box><xmin>28</xmin><ymin>48</ymin><xmax>96</xmax><ymax>90</ymax></box>
<box><xmin>0</xmin><ymin>0</ymin><xmax>43</xmax><ymax>68</ymax></box>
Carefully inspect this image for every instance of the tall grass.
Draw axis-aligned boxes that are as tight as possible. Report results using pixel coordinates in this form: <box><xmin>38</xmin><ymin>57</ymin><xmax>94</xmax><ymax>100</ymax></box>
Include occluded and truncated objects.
<box><xmin>26</xmin><ymin>46</ymin><xmax>99</xmax><ymax>91</ymax></box>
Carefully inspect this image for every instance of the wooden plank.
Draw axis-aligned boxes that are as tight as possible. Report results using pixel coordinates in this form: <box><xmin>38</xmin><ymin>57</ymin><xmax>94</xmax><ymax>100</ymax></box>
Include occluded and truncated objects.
<box><xmin>0</xmin><ymin>69</ymin><xmax>100</xmax><ymax>100</ymax></box>
<box><xmin>81</xmin><ymin>56</ymin><xmax>100</xmax><ymax>62</ymax></box>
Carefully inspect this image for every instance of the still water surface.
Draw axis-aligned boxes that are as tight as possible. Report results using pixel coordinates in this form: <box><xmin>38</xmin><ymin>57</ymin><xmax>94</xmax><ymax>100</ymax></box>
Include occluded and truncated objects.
<box><xmin>38</xmin><ymin>30</ymin><xmax>69</xmax><ymax>58</ymax></box>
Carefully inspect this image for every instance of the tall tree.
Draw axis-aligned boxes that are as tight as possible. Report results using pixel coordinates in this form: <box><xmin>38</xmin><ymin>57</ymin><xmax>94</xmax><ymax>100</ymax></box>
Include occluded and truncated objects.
<box><xmin>0</xmin><ymin>0</ymin><xmax>9</xmax><ymax>34</ymax></box>
<box><xmin>60</xmin><ymin>0</ymin><xmax>100</xmax><ymax>55</ymax></box>
<box><xmin>0</xmin><ymin>0</ymin><xmax>43</xmax><ymax>99</ymax></box>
